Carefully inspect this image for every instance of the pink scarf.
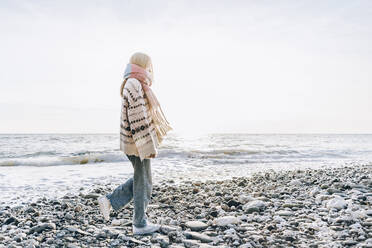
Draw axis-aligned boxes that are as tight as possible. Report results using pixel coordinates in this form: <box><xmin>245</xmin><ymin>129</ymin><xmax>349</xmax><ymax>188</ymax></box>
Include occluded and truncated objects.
<box><xmin>123</xmin><ymin>63</ymin><xmax>172</xmax><ymax>143</ymax></box>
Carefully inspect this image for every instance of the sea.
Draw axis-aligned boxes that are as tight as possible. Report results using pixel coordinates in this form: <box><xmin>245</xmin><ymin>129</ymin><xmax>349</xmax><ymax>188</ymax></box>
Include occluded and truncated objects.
<box><xmin>0</xmin><ymin>133</ymin><xmax>371</xmax><ymax>206</ymax></box>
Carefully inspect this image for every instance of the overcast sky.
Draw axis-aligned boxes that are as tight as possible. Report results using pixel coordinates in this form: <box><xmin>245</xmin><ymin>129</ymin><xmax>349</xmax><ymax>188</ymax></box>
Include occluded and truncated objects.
<box><xmin>1</xmin><ymin>0</ymin><xmax>371</xmax><ymax>134</ymax></box>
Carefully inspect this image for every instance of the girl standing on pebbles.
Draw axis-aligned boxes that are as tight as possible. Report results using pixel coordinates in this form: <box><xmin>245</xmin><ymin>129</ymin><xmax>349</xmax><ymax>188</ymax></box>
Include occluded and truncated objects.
<box><xmin>98</xmin><ymin>52</ymin><xmax>172</xmax><ymax>235</ymax></box>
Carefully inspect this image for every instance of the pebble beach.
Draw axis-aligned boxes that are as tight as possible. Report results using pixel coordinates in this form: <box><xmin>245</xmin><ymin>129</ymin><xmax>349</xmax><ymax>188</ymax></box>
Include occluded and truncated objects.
<box><xmin>1</xmin><ymin>163</ymin><xmax>371</xmax><ymax>248</ymax></box>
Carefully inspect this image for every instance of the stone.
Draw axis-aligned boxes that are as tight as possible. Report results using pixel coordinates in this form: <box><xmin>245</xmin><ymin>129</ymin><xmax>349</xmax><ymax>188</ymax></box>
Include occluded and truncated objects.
<box><xmin>285</xmin><ymin>235</ymin><xmax>296</xmax><ymax>242</ymax></box>
<box><xmin>110</xmin><ymin>239</ymin><xmax>121</xmax><ymax>247</ymax></box>
<box><xmin>343</xmin><ymin>240</ymin><xmax>358</xmax><ymax>246</ymax></box>
<box><xmin>361</xmin><ymin>222</ymin><xmax>372</xmax><ymax>227</ymax></box>
<box><xmin>65</xmin><ymin>213</ymin><xmax>74</xmax><ymax>220</ymax></box>
<box><xmin>56</xmin><ymin>230</ymin><xmax>66</xmax><ymax>238</ymax></box>
<box><xmin>327</xmin><ymin>188</ymin><xmax>343</xmax><ymax>194</ymax></box>
<box><xmin>326</xmin><ymin>197</ymin><xmax>348</xmax><ymax>210</ymax></box>
<box><xmin>227</xmin><ymin>199</ymin><xmax>241</xmax><ymax>207</ymax></box>
<box><xmin>335</xmin><ymin>216</ymin><xmax>354</xmax><ymax>226</ymax></box>
<box><xmin>160</xmin><ymin>225</ymin><xmax>181</xmax><ymax>234</ymax></box>
<box><xmin>65</xmin><ymin>226</ymin><xmax>90</xmax><ymax>236</ymax></box>
<box><xmin>120</xmin><ymin>235</ymin><xmax>147</xmax><ymax>245</ymax></box>
<box><xmin>3</xmin><ymin>216</ymin><xmax>19</xmax><ymax>226</ymax></box>
<box><xmin>242</xmin><ymin>200</ymin><xmax>266</xmax><ymax>213</ymax></box>
<box><xmin>215</xmin><ymin>191</ymin><xmax>223</xmax><ymax>196</ymax></box>
<box><xmin>289</xmin><ymin>179</ymin><xmax>302</xmax><ymax>186</ymax></box>
<box><xmin>238</xmin><ymin>180</ymin><xmax>246</xmax><ymax>187</ymax></box>
<box><xmin>24</xmin><ymin>238</ymin><xmax>39</xmax><ymax>248</ymax></box>
<box><xmin>283</xmin><ymin>230</ymin><xmax>296</xmax><ymax>242</ymax></box>
<box><xmin>238</xmin><ymin>194</ymin><xmax>255</xmax><ymax>203</ymax></box>
<box><xmin>13</xmin><ymin>233</ymin><xmax>25</xmax><ymax>242</ymax></box>
<box><xmin>239</xmin><ymin>244</ymin><xmax>254</xmax><ymax>248</ymax></box>
<box><xmin>209</xmin><ymin>210</ymin><xmax>218</xmax><ymax>217</ymax></box>
<box><xmin>25</xmin><ymin>207</ymin><xmax>36</xmax><ymax>214</ymax></box>
<box><xmin>111</xmin><ymin>219</ymin><xmax>123</xmax><ymax>226</ymax></box>
<box><xmin>183</xmin><ymin>239</ymin><xmax>201</xmax><ymax>248</ymax></box>
<box><xmin>277</xmin><ymin>210</ymin><xmax>294</xmax><ymax>217</ymax></box>
<box><xmin>95</xmin><ymin>231</ymin><xmax>107</xmax><ymax>239</ymax></box>
<box><xmin>184</xmin><ymin>231</ymin><xmax>214</xmax><ymax>243</ymax></box>
<box><xmin>185</xmin><ymin>221</ymin><xmax>208</xmax><ymax>231</ymax></box>
<box><xmin>28</xmin><ymin>223</ymin><xmax>56</xmax><ymax>234</ymax></box>
<box><xmin>320</xmin><ymin>184</ymin><xmax>329</xmax><ymax>189</ymax></box>
<box><xmin>83</xmin><ymin>193</ymin><xmax>99</xmax><ymax>199</ymax></box>
<box><xmin>61</xmin><ymin>202</ymin><xmax>70</xmax><ymax>209</ymax></box>
<box><xmin>45</xmin><ymin>238</ymin><xmax>55</xmax><ymax>244</ymax></box>
<box><xmin>74</xmin><ymin>205</ymin><xmax>82</xmax><ymax>212</ymax></box>
<box><xmin>152</xmin><ymin>234</ymin><xmax>170</xmax><ymax>247</ymax></box>
<box><xmin>213</xmin><ymin>216</ymin><xmax>239</xmax><ymax>226</ymax></box>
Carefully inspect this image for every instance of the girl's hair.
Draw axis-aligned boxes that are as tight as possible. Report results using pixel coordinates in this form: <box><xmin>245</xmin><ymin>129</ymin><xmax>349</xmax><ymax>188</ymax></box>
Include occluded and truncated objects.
<box><xmin>120</xmin><ymin>52</ymin><xmax>153</xmax><ymax>97</ymax></box>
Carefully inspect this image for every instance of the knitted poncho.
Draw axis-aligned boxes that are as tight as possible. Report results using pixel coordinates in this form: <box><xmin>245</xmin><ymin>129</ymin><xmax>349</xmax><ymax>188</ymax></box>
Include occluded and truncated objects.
<box><xmin>120</xmin><ymin>78</ymin><xmax>160</xmax><ymax>161</ymax></box>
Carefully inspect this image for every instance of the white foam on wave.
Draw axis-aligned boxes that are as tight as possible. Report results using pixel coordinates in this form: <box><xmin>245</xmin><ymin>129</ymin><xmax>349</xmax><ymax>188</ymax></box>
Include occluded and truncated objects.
<box><xmin>0</xmin><ymin>146</ymin><xmax>367</xmax><ymax>167</ymax></box>
<box><xmin>0</xmin><ymin>152</ymin><xmax>126</xmax><ymax>167</ymax></box>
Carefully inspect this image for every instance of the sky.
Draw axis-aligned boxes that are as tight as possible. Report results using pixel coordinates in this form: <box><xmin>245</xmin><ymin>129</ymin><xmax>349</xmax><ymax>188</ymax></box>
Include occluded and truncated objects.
<box><xmin>0</xmin><ymin>0</ymin><xmax>371</xmax><ymax>134</ymax></box>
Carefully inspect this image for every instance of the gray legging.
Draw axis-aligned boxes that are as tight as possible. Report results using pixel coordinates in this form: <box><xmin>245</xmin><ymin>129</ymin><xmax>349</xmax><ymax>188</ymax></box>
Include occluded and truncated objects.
<box><xmin>106</xmin><ymin>154</ymin><xmax>153</xmax><ymax>228</ymax></box>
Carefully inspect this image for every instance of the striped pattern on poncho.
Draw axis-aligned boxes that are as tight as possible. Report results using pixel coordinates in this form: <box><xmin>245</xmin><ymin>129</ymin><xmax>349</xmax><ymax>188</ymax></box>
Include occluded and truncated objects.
<box><xmin>120</xmin><ymin>78</ymin><xmax>159</xmax><ymax>161</ymax></box>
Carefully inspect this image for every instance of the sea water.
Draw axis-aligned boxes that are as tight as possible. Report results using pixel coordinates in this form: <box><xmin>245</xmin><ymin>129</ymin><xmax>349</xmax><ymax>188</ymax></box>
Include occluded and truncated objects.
<box><xmin>0</xmin><ymin>133</ymin><xmax>371</xmax><ymax>205</ymax></box>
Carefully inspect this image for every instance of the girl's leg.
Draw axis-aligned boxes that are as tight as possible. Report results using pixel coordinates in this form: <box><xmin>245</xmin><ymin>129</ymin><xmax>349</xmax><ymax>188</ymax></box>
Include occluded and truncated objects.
<box><xmin>143</xmin><ymin>158</ymin><xmax>153</xmax><ymax>213</ymax></box>
<box><xmin>131</xmin><ymin>155</ymin><xmax>153</xmax><ymax>228</ymax></box>
<box><xmin>106</xmin><ymin>177</ymin><xmax>134</xmax><ymax>211</ymax></box>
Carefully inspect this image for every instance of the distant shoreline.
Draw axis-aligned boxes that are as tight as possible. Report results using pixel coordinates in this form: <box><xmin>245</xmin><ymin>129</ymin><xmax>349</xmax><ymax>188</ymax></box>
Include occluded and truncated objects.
<box><xmin>1</xmin><ymin>133</ymin><xmax>372</xmax><ymax>135</ymax></box>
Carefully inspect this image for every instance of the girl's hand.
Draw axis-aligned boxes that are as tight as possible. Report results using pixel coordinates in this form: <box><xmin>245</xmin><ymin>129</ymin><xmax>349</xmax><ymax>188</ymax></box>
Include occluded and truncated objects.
<box><xmin>149</xmin><ymin>154</ymin><xmax>156</xmax><ymax>158</ymax></box>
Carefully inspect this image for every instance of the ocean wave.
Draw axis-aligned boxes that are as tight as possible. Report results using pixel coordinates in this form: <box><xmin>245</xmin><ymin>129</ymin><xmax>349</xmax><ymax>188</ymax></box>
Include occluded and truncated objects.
<box><xmin>0</xmin><ymin>152</ymin><xmax>126</xmax><ymax>167</ymax></box>
<box><xmin>20</xmin><ymin>151</ymin><xmax>59</xmax><ymax>158</ymax></box>
<box><xmin>157</xmin><ymin>148</ymin><xmax>301</xmax><ymax>159</ymax></box>
<box><xmin>0</xmin><ymin>146</ymin><xmax>356</xmax><ymax>167</ymax></box>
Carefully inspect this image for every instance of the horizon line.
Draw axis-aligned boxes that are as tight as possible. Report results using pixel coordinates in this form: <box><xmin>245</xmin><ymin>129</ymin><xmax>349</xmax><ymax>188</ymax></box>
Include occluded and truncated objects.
<box><xmin>0</xmin><ymin>132</ymin><xmax>372</xmax><ymax>135</ymax></box>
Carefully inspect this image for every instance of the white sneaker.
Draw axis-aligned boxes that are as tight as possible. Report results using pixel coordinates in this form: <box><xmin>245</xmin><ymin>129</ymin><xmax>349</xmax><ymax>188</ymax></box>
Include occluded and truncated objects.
<box><xmin>98</xmin><ymin>195</ymin><xmax>111</xmax><ymax>221</ymax></box>
<box><xmin>132</xmin><ymin>222</ymin><xmax>161</xmax><ymax>235</ymax></box>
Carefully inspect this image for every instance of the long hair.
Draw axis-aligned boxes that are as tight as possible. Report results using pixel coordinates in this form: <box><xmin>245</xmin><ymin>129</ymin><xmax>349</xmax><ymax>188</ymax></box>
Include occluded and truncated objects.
<box><xmin>120</xmin><ymin>52</ymin><xmax>153</xmax><ymax>97</ymax></box>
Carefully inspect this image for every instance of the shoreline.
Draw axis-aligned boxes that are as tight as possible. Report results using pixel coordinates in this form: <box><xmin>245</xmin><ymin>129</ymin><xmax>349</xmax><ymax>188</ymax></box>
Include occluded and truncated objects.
<box><xmin>1</xmin><ymin>159</ymin><xmax>366</xmax><ymax>207</ymax></box>
<box><xmin>0</xmin><ymin>164</ymin><xmax>371</xmax><ymax>247</ymax></box>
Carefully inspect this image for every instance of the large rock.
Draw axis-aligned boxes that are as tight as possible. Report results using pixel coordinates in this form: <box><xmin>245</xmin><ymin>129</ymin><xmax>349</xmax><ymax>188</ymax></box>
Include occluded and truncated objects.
<box><xmin>185</xmin><ymin>221</ymin><xmax>208</xmax><ymax>231</ymax></box>
<box><xmin>213</xmin><ymin>216</ymin><xmax>239</xmax><ymax>226</ymax></box>
<box><xmin>326</xmin><ymin>197</ymin><xmax>348</xmax><ymax>210</ymax></box>
<box><xmin>243</xmin><ymin>200</ymin><xmax>266</xmax><ymax>213</ymax></box>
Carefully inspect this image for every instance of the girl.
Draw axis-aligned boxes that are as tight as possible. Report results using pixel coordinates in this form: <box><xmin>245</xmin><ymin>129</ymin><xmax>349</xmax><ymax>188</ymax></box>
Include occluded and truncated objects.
<box><xmin>98</xmin><ymin>52</ymin><xmax>172</xmax><ymax>235</ymax></box>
